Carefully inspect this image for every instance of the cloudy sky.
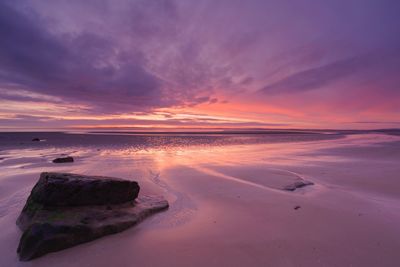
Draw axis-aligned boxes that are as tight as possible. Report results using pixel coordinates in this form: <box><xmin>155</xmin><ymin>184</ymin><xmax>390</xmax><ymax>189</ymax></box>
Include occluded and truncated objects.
<box><xmin>1</xmin><ymin>0</ymin><xmax>399</xmax><ymax>130</ymax></box>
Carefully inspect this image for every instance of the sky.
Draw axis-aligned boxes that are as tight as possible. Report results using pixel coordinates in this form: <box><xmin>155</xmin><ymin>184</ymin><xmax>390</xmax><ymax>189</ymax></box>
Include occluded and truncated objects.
<box><xmin>0</xmin><ymin>0</ymin><xmax>399</xmax><ymax>131</ymax></box>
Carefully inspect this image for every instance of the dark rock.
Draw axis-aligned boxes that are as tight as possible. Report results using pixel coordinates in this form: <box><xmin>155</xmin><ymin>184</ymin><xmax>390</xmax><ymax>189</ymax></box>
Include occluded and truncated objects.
<box><xmin>32</xmin><ymin>138</ymin><xmax>40</xmax><ymax>142</ymax></box>
<box><xmin>294</xmin><ymin>205</ymin><xmax>301</xmax><ymax>210</ymax></box>
<box><xmin>52</xmin><ymin>157</ymin><xmax>74</xmax><ymax>163</ymax></box>
<box><xmin>16</xmin><ymin>173</ymin><xmax>168</xmax><ymax>261</ymax></box>
<box><xmin>17</xmin><ymin>195</ymin><xmax>168</xmax><ymax>261</ymax></box>
<box><xmin>23</xmin><ymin>172</ymin><xmax>140</xmax><ymax>207</ymax></box>
<box><xmin>283</xmin><ymin>180</ymin><xmax>314</xmax><ymax>191</ymax></box>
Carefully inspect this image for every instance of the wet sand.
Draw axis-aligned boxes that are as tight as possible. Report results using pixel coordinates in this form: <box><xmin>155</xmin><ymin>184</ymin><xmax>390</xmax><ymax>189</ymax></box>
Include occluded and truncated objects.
<box><xmin>1</xmin><ymin>133</ymin><xmax>400</xmax><ymax>266</ymax></box>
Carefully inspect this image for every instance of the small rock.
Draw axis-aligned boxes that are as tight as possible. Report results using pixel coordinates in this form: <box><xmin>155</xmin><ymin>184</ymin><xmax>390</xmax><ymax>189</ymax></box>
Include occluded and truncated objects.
<box><xmin>284</xmin><ymin>180</ymin><xmax>314</xmax><ymax>191</ymax></box>
<box><xmin>80</xmin><ymin>217</ymin><xmax>90</xmax><ymax>224</ymax></box>
<box><xmin>52</xmin><ymin>157</ymin><xmax>74</xmax><ymax>163</ymax></box>
<box><xmin>32</xmin><ymin>138</ymin><xmax>40</xmax><ymax>142</ymax></box>
<box><xmin>294</xmin><ymin>206</ymin><xmax>301</xmax><ymax>210</ymax></box>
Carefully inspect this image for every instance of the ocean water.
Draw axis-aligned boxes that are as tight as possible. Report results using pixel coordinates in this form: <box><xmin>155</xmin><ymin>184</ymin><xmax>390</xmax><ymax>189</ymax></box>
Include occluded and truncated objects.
<box><xmin>0</xmin><ymin>131</ymin><xmax>343</xmax><ymax>151</ymax></box>
<box><xmin>0</xmin><ymin>131</ymin><xmax>345</xmax><ymax>188</ymax></box>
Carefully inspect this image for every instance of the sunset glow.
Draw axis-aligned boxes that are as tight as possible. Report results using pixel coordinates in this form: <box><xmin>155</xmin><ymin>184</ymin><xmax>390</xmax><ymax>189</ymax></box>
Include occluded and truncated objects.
<box><xmin>1</xmin><ymin>0</ymin><xmax>399</xmax><ymax>131</ymax></box>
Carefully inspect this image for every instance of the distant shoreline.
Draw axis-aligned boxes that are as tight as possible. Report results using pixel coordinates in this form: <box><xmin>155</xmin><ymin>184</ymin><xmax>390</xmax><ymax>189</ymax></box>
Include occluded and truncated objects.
<box><xmin>0</xmin><ymin>128</ymin><xmax>400</xmax><ymax>135</ymax></box>
<box><xmin>88</xmin><ymin>130</ymin><xmax>327</xmax><ymax>135</ymax></box>
<box><xmin>0</xmin><ymin>128</ymin><xmax>398</xmax><ymax>135</ymax></box>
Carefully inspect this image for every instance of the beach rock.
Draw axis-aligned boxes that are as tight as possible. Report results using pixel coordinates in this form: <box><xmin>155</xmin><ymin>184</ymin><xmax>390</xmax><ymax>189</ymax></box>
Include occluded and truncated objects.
<box><xmin>17</xmin><ymin>196</ymin><xmax>168</xmax><ymax>261</ymax></box>
<box><xmin>283</xmin><ymin>180</ymin><xmax>314</xmax><ymax>191</ymax></box>
<box><xmin>52</xmin><ymin>157</ymin><xmax>74</xmax><ymax>163</ymax></box>
<box><xmin>23</xmin><ymin>172</ymin><xmax>140</xmax><ymax>207</ymax></box>
<box><xmin>16</xmin><ymin>173</ymin><xmax>168</xmax><ymax>261</ymax></box>
<box><xmin>31</xmin><ymin>138</ymin><xmax>40</xmax><ymax>142</ymax></box>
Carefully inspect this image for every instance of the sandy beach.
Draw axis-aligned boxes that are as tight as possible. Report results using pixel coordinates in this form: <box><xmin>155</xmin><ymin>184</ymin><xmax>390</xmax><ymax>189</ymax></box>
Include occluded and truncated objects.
<box><xmin>1</xmin><ymin>132</ymin><xmax>400</xmax><ymax>267</ymax></box>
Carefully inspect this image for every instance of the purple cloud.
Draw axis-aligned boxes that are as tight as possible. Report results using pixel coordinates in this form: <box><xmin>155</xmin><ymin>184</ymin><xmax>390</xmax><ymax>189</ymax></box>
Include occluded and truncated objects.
<box><xmin>259</xmin><ymin>48</ymin><xmax>400</xmax><ymax>95</ymax></box>
<box><xmin>0</xmin><ymin>1</ymin><xmax>168</xmax><ymax>112</ymax></box>
<box><xmin>0</xmin><ymin>0</ymin><xmax>399</xmax><ymax>128</ymax></box>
